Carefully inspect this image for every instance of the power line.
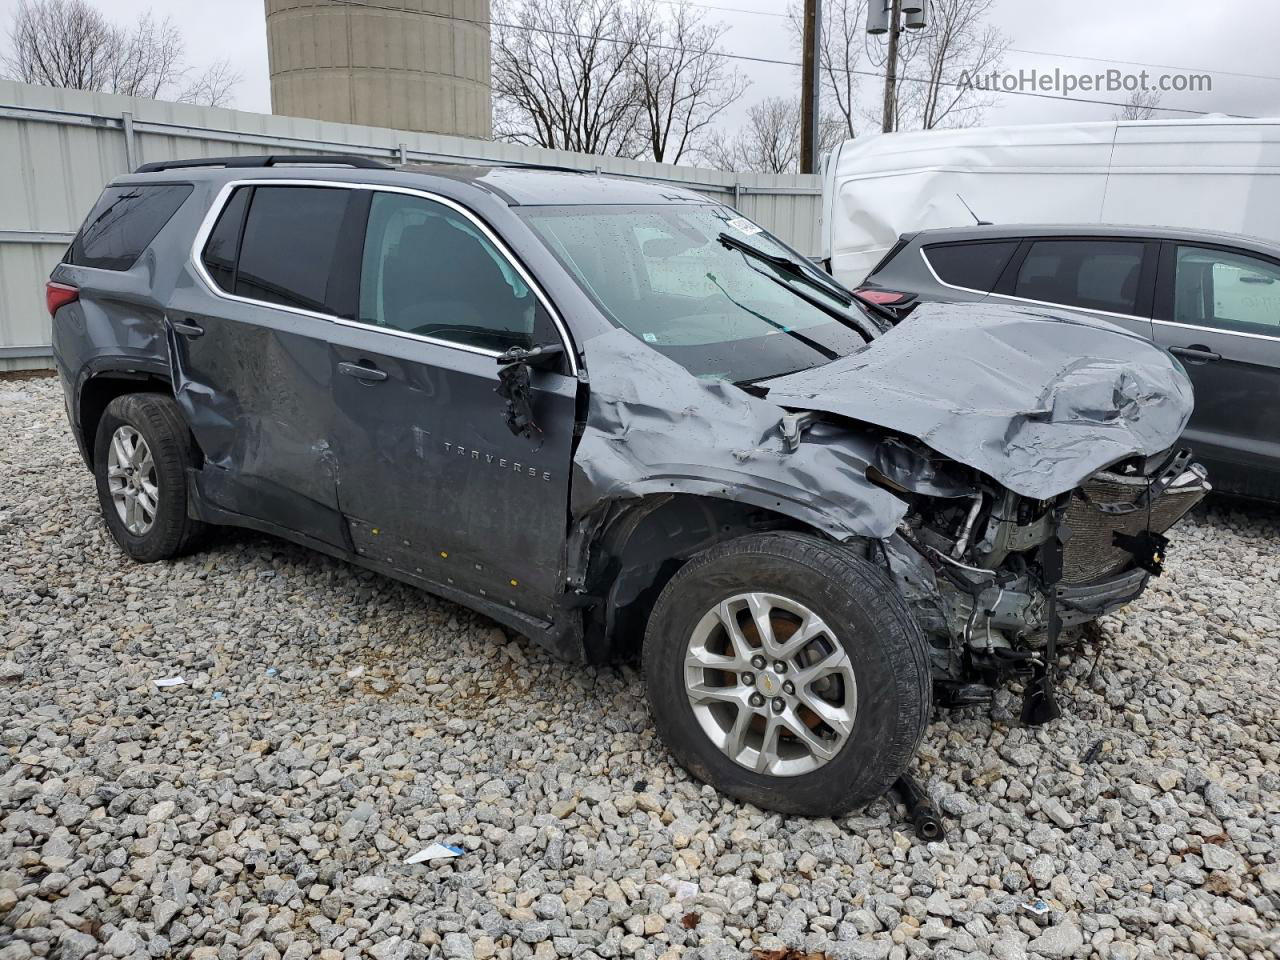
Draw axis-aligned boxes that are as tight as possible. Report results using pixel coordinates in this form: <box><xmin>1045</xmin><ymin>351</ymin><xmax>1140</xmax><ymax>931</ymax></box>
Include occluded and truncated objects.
<box><xmin>1007</xmin><ymin>48</ymin><xmax>1280</xmax><ymax>86</ymax></box>
<box><xmin>666</xmin><ymin>2</ymin><xmax>1280</xmax><ymax>86</ymax></box>
<box><xmin>325</xmin><ymin>0</ymin><xmax>1230</xmax><ymax>116</ymax></box>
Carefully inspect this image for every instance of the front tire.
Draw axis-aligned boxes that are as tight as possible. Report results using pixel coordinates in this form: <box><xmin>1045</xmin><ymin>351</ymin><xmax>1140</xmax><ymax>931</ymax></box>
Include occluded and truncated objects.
<box><xmin>642</xmin><ymin>532</ymin><xmax>931</xmax><ymax>817</ymax></box>
<box><xmin>93</xmin><ymin>392</ymin><xmax>207</xmax><ymax>562</ymax></box>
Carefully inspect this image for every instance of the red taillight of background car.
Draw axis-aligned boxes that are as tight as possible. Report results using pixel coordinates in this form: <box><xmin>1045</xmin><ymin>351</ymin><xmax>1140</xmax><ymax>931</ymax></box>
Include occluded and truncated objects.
<box><xmin>46</xmin><ymin>281</ymin><xmax>79</xmax><ymax>316</ymax></box>
<box><xmin>854</xmin><ymin>288</ymin><xmax>908</xmax><ymax>305</ymax></box>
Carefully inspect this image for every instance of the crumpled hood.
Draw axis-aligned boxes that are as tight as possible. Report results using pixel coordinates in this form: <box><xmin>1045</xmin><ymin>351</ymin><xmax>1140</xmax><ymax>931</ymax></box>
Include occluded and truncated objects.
<box><xmin>762</xmin><ymin>301</ymin><xmax>1195</xmax><ymax>500</ymax></box>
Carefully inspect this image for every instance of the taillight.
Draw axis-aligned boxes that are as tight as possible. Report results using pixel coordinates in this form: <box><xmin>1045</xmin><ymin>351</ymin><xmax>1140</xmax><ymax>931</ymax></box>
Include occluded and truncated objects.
<box><xmin>854</xmin><ymin>288</ymin><xmax>907</xmax><ymax>305</ymax></box>
<box><xmin>46</xmin><ymin>281</ymin><xmax>79</xmax><ymax>316</ymax></box>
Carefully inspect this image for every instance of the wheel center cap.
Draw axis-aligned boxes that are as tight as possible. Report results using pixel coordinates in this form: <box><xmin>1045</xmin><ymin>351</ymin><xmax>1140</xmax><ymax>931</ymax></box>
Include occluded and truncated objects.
<box><xmin>757</xmin><ymin>672</ymin><xmax>780</xmax><ymax>696</ymax></box>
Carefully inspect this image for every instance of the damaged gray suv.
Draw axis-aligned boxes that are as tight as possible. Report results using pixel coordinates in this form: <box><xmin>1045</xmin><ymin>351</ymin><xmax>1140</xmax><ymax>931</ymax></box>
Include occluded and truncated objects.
<box><xmin>50</xmin><ymin>156</ymin><xmax>1208</xmax><ymax>817</ymax></box>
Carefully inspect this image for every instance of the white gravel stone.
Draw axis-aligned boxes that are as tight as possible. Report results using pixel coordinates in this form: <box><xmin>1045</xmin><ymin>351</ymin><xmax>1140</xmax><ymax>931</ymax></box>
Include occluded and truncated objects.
<box><xmin>2</xmin><ymin>375</ymin><xmax>1279</xmax><ymax>960</ymax></box>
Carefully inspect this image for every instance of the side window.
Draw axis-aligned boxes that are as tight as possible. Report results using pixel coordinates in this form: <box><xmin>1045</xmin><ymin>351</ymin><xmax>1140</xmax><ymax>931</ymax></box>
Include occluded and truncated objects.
<box><xmin>1013</xmin><ymin>240</ymin><xmax>1145</xmax><ymax>315</ymax></box>
<box><xmin>67</xmin><ymin>183</ymin><xmax>193</xmax><ymax>270</ymax></box>
<box><xmin>922</xmin><ymin>240</ymin><xmax>1018</xmax><ymax>292</ymax></box>
<box><xmin>200</xmin><ymin>186</ymin><xmax>251</xmax><ymax>292</ymax></box>
<box><xmin>233</xmin><ymin>186</ymin><xmax>356</xmax><ymax>316</ymax></box>
<box><xmin>358</xmin><ymin>191</ymin><xmax>539</xmax><ymax>352</ymax></box>
<box><xmin>1173</xmin><ymin>245</ymin><xmax>1280</xmax><ymax>336</ymax></box>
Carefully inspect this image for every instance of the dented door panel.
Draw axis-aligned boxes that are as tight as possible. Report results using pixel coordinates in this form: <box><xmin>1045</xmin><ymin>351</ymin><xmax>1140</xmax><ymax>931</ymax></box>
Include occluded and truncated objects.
<box><xmin>166</xmin><ymin>298</ymin><xmax>347</xmax><ymax>547</ymax></box>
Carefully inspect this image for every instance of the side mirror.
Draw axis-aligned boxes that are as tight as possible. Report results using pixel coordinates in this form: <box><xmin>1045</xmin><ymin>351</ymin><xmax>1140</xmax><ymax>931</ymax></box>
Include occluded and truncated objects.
<box><xmin>495</xmin><ymin>342</ymin><xmax>566</xmax><ymax>439</ymax></box>
<box><xmin>496</xmin><ymin>341</ymin><xmax>565</xmax><ymax>370</ymax></box>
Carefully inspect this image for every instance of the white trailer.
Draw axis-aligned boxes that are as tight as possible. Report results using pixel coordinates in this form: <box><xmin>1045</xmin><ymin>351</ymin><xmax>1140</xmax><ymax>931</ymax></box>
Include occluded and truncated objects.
<box><xmin>820</xmin><ymin>117</ymin><xmax>1280</xmax><ymax>288</ymax></box>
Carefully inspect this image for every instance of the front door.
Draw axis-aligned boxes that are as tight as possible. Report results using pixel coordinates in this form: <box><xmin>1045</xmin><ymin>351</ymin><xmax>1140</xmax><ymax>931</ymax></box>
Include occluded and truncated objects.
<box><xmin>326</xmin><ymin>188</ymin><xmax>579</xmax><ymax>620</ymax></box>
<box><xmin>169</xmin><ymin>182</ymin><xmax>366</xmax><ymax>547</ymax></box>
<box><xmin>1153</xmin><ymin>241</ymin><xmax>1280</xmax><ymax>499</ymax></box>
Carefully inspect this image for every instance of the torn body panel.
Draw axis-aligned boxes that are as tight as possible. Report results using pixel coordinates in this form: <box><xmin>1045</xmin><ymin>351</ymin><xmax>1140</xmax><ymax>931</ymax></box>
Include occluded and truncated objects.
<box><xmin>569</xmin><ymin>329</ymin><xmax>910</xmax><ymax>544</ymax></box>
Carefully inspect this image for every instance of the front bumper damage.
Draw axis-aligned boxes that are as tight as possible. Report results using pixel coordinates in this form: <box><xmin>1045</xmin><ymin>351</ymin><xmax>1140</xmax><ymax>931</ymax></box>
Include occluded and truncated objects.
<box><xmin>878</xmin><ymin>449</ymin><xmax>1209</xmax><ymax>716</ymax></box>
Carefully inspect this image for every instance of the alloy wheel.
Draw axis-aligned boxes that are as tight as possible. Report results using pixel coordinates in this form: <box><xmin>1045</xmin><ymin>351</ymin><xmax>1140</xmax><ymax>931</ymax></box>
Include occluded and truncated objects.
<box><xmin>684</xmin><ymin>592</ymin><xmax>858</xmax><ymax>777</ymax></box>
<box><xmin>106</xmin><ymin>425</ymin><xmax>159</xmax><ymax>536</ymax></box>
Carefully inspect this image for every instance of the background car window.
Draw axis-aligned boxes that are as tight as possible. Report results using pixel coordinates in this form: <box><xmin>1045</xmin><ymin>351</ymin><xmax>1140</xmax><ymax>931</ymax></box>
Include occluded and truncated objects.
<box><xmin>358</xmin><ymin>192</ymin><xmax>536</xmax><ymax>351</ymax></box>
<box><xmin>1014</xmin><ymin>239</ymin><xmax>1144</xmax><ymax>314</ymax></box>
<box><xmin>66</xmin><ymin>184</ymin><xmax>193</xmax><ymax>271</ymax></box>
<box><xmin>1174</xmin><ymin>245</ymin><xmax>1280</xmax><ymax>336</ymax></box>
<box><xmin>200</xmin><ymin>186</ymin><xmax>250</xmax><ymax>292</ymax></box>
<box><xmin>234</xmin><ymin>186</ymin><xmax>355</xmax><ymax>315</ymax></box>
<box><xmin>922</xmin><ymin>240</ymin><xmax>1018</xmax><ymax>292</ymax></box>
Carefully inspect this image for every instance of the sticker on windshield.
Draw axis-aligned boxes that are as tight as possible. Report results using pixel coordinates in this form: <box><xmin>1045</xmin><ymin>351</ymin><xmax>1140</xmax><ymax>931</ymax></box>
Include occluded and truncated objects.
<box><xmin>642</xmin><ymin>332</ymin><xmax>658</xmax><ymax>343</ymax></box>
<box><xmin>726</xmin><ymin>217</ymin><xmax>763</xmax><ymax>236</ymax></box>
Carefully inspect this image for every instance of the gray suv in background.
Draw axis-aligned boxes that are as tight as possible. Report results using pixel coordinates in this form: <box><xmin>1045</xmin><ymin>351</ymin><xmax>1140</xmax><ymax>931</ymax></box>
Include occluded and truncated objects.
<box><xmin>50</xmin><ymin>158</ymin><xmax>1207</xmax><ymax>817</ymax></box>
<box><xmin>857</xmin><ymin>224</ymin><xmax>1280</xmax><ymax>501</ymax></box>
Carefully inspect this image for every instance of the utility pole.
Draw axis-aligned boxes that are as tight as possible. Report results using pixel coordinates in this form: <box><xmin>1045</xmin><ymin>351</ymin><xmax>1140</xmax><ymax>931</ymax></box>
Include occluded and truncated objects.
<box><xmin>880</xmin><ymin>0</ymin><xmax>901</xmax><ymax>132</ymax></box>
<box><xmin>800</xmin><ymin>0</ymin><xmax>822</xmax><ymax>174</ymax></box>
<box><xmin>868</xmin><ymin>0</ymin><xmax>927</xmax><ymax>134</ymax></box>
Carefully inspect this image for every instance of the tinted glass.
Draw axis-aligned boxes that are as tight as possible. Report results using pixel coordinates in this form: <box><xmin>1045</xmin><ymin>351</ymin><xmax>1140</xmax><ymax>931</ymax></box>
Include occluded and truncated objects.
<box><xmin>923</xmin><ymin>241</ymin><xmax>1018</xmax><ymax>292</ymax></box>
<box><xmin>1014</xmin><ymin>240</ymin><xmax>1144</xmax><ymax>314</ymax></box>
<box><xmin>235</xmin><ymin>186</ymin><xmax>353</xmax><ymax>314</ymax></box>
<box><xmin>200</xmin><ymin>186</ymin><xmax>250</xmax><ymax>292</ymax></box>
<box><xmin>358</xmin><ymin>192</ymin><xmax>538</xmax><ymax>351</ymax></box>
<box><xmin>1174</xmin><ymin>245</ymin><xmax>1280</xmax><ymax>336</ymax></box>
<box><xmin>67</xmin><ymin>184</ymin><xmax>192</xmax><ymax>270</ymax></box>
<box><xmin>520</xmin><ymin>204</ymin><xmax>871</xmax><ymax>384</ymax></box>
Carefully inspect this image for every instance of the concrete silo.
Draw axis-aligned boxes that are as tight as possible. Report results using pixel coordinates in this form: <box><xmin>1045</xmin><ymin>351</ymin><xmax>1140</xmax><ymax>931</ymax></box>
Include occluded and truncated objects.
<box><xmin>265</xmin><ymin>0</ymin><xmax>492</xmax><ymax>138</ymax></box>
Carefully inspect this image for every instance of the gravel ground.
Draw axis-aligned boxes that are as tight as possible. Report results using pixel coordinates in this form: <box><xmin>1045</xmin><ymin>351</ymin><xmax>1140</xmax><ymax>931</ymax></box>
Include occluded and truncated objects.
<box><xmin>1</xmin><ymin>374</ymin><xmax>1278</xmax><ymax>960</ymax></box>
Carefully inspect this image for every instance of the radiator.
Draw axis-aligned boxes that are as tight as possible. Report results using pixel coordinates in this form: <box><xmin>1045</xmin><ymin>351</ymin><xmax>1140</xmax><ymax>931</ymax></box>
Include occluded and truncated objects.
<box><xmin>1061</xmin><ymin>469</ymin><xmax>1206</xmax><ymax>586</ymax></box>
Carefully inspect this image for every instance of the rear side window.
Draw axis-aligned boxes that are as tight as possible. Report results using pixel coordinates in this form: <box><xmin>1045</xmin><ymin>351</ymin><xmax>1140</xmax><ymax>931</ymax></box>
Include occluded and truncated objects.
<box><xmin>67</xmin><ymin>184</ymin><xmax>193</xmax><ymax>270</ymax></box>
<box><xmin>1014</xmin><ymin>240</ymin><xmax>1145</xmax><ymax>315</ymax></box>
<box><xmin>201</xmin><ymin>186</ymin><xmax>361</xmax><ymax>317</ymax></box>
<box><xmin>922</xmin><ymin>240</ymin><xmax>1018</xmax><ymax>292</ymax></box>
<box><xmin>234</xmin><ymin>186</ymin><xmax>357</xmax><ymax>315</ymax></box>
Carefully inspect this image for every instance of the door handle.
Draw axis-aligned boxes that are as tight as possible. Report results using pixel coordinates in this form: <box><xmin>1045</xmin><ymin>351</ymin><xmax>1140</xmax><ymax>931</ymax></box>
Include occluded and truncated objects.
<box><xmin>171</xmin><ymin>319</ymin><xmax>204</xmax><ymax>338</ymax></box>
<box><xmin>1169</xmin><ymin>345</ymin><xmax>1221</xmax><ymax>363</ymax></box>
<box><xmin>338</xmin><ymin>360</ymin><xmax>388</xmax><ymax>382</ymax></box>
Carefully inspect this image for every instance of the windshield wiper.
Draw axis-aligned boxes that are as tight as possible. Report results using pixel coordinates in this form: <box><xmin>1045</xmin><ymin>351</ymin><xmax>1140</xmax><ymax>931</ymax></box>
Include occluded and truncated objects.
<box><xmin>704</xmin><ymin>272</ymin><xmax>839</xmax><ymax>362</ymax></box>
<box><xmin>717</xmin><ymin>232</ymin><xmax>852</xmax><ymax>305</ymax></box>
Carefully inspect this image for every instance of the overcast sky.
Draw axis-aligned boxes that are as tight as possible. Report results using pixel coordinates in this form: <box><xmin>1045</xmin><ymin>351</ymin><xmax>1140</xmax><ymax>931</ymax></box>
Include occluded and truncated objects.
<box><xmin>1</xmin><ymin>0</ymin><xmax>1276</xmax><ymax>132</ymax></box>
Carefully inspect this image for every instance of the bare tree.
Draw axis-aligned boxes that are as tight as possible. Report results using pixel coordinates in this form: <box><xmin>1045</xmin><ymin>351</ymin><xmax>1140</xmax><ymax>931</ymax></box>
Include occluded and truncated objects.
<box><xmin>105</xmin><ymin>11</ymin><xmax>182</xmax><ymax>99</ymax></box>
<box><xmin>492</xmin><ymin>0</ymin><xmax>645</xmax><ymax>157</ymax></box>
<box><xmin>2</xmin><ymin>0</ymin><xmax>115</xmax><ymax>90</ymax></box>
<box><xmin>706</xmin><ymin>96</ymin><xmax>844</xmax><ymax>174</ymax></box>
<box><xmin>628</xmin><ymin>0</ymin><xmax>747</xmax><ymax>164</ymax></box>
<box><xmin>179</xmin><ymin>59</ymin><xmax>242</xmax><ymax>109</ymax></box>
<box><xmin>1114</xmin><ymin>87</ymin><xmax>1162</xmax><ymax>121</ymax></box>
<box><xmin>863</xmin><ymin>0</ymin><xmax>1007</xmax><ymax>131</ymax></box>
<box><xmin>2</xmin><ymin>0</ymin><xmax>239</xmax><ymax>106</ymax></box>
<box><xmin>788</xmin><ymin>0</ymin><xmax>866</xmax><ymax>141</ymax></box>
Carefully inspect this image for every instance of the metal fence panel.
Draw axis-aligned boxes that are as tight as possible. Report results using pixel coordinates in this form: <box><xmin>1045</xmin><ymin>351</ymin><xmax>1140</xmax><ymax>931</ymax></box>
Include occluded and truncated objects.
<box><xmin>0</xmin><ymin>79</ymin><xmax>821</xmax><ymax>370</ymax></box>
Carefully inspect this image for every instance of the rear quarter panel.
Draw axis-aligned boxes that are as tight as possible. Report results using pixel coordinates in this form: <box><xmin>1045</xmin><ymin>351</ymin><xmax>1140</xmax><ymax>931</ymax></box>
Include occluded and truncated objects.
<box><xmin>50</xmin><ymin>180</ymin><xmax>218</xmax><ymax>441</ymax></box>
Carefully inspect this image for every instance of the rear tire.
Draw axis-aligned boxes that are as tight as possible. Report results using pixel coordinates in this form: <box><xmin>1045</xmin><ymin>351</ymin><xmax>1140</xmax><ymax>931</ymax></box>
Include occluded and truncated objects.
<box><xmin>93</xmin><ymin>392</ymin><xmax>207</xmax><ymax>562</ymax></box>
<box><xmin>642</xmin><ymin>532</ymin><xmax>931</xmax><ymax>817</ymax></box>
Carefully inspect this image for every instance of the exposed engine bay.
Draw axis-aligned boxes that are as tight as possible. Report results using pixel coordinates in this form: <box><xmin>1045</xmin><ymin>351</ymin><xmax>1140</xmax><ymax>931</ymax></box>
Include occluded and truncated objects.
<box><xmin>867</xmin><ymin>436</ymin><xmax>1209</xmax><ymax>720</ymax></box>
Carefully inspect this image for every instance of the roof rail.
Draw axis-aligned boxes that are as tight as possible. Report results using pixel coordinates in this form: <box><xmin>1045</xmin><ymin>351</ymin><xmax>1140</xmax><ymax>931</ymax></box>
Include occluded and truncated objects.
<box><xmin>132</xmin><ymin>154</ymin><xmax>393</xmax><ymax>174</ymax></box>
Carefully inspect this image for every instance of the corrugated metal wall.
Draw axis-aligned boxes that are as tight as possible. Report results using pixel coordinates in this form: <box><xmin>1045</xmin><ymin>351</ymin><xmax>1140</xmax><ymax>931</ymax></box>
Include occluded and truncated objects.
<box><xmin>0</xmin><ymin>79</ymin><xmax>822</xmax><ymax>371</ymax></box>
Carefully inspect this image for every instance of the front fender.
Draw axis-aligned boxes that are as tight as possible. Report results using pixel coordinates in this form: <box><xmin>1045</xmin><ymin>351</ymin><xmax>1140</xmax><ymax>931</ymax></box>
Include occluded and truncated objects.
<box><xmin>569</xmin><ymin>330</ymin><xmax>908</xmax><ymax>542</ymax></box>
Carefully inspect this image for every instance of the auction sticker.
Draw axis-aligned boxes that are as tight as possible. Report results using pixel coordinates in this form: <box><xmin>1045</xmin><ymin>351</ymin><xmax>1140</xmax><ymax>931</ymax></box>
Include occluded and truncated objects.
<box><xmin>726</xmin><ymin>217</ymin><xmax>763</xmax><ymax>236</ymax></box>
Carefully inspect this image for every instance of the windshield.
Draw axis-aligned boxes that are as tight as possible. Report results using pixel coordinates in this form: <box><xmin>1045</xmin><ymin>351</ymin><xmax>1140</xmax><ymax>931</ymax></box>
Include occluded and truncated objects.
<box><xmin>519</xmin><ymin>204</ymin><xmax>875</xmax><ymax>383</ymax></box>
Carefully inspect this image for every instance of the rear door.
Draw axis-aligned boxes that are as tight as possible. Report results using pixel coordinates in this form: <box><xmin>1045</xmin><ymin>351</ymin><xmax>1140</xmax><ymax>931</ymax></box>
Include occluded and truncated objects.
<box><xmin>1152</xmin><ymin>241</ymin><xmax>1280</xmax><ymax>499</ymax></box>
<box><xmin>324</xmin><ymin>188</ymin><xmax>579</xmax><ymax>620</ymax></box>
<box><xmin>992</xmin><ymin>237</ymin><xmax>1157</xmax><ymax>339</ymax></box>
<box><xmin>171</xmin><ymin>181</ymin><xmax>366</xmax><ymax>547</ymax></box>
